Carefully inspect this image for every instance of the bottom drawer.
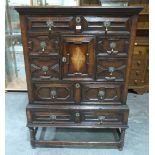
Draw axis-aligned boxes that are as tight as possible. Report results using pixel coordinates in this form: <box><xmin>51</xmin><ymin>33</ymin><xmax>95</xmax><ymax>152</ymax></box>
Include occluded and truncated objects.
<box><xmin>27</xmin><ymin>105</ymin><xmax>129</xmax><ymax>127</ymax></box>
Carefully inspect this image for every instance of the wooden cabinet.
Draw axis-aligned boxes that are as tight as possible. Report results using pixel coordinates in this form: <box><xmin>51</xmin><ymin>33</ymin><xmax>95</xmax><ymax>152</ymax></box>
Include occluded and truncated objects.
<box><xmin>129</xmin><ymin>0</ymin><xmax>149</xmax><ymax>94</ymax></box>
<box><xmin>15</xmin><ymin>6</ymin><xmax>142</xmax><ymax>150</ymax></box>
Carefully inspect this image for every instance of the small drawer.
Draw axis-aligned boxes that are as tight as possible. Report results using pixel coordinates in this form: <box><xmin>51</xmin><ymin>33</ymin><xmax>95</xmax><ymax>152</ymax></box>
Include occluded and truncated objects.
<box><xmin>129</xmin><ymin>79</ymin><xmax>145</xmax><ymax>86</ymax></box>
<box><xmin>96</xmin><ymin>58</ymin><xmax>127</xmax><ymax>81</ymax></box>
<box><xmin>131</xmin><ymin>58</ymin><xmax>145</xmax><ymax>70</ymax></box>
<box><xmin>28</xmin><ymin>35</ymin><xmax>60</xmax><ymax>56</ymax></box>
<box><xmin>30</xmin><ymin>57</ymin><xmax>60</xmax><ymax>81</ymax></box>
<box><xmin>96</xmin><ymin>35</ymin><xmax>129</xmax><ymax>57</ymax></box>
<box><xmin>81</xmin><ymin>82</ymin><xmax>123</xmax><ymax>104</ymax></box>
<box><xmin>27</xmin><ymin>16</ymin><xmax>75</xmax><ymax>33</ymax></box>
<box><xmin>32</xmin><ymin>83</ymin><xmax>74</xmax><ymax>104</ymax></box>
<box><xmin>129</xmin><ymin>69</ymin><xmax>145</xmax><ymax>80</ymax></box>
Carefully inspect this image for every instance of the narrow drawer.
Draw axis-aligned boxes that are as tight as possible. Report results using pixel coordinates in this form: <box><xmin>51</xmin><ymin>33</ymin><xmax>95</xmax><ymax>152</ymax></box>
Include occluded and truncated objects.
<box><xmin>28</xmin><ymin>34</ymin><xmax>60</xmax><ymax>56</ymax></box>
<box><xmin>83</xmin><ymin>16</ymin><xmax>130</xmax><ymax>33</ymax></box>
<box><xmin>96</xmin><ymin>35</ymin><xmax>129</xmax><ymax>57</ymax></box>
<box><xmin>26</xmin><ymin>105</ymin><xmax>129</xmax><ymax>127</ymax></box>
<box><xmin>131</xmin><ymin>58</ymin><xmax>145</xmax><ymax>70</ymax></box>
<box><xmin>30</xmin><ymin>57</ymin><xmax>60</xmax><ymax>81</ymax></box>
<box><xmin>129</xmin><ymin>79</ymin><xmax>145</xmax><ymax>86</ymax></box>
<box><xmin>129</xmin><ymin>69</ymin><xmax>145</xmax><ymax>80</ymax></box>
<box><xmin>81</xmin><ymin>82</ymin><xmax>123</xmax><ymax>104</ymax></box>
<box><xmin>27</xmin><ymin>16</ymin><xmax>75</xmax><ymax>33</ymax></box>
<box><xmin>96</xmin><ymin>58</ymin><xmax>127</xmax><ymax>81</ymax></box>
<box><xmin>32</xmin><ymin>83</ymin><xmax>74</xmax><ymax>104</ymax></box>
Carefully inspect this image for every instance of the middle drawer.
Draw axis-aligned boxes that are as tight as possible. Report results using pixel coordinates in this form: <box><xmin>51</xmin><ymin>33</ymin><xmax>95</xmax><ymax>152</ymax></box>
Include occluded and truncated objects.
<box><xmin>32</xmin><ymin>82</ymin><xmax>124</xmax><ymax>105</ymax></box>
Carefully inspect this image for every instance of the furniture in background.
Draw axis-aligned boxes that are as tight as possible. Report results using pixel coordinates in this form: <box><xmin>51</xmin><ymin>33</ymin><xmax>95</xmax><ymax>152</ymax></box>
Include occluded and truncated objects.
<box><xmin>15</xmin><ymin>6</ymin><xmax>142</xmax><ymax>150</ymax></box>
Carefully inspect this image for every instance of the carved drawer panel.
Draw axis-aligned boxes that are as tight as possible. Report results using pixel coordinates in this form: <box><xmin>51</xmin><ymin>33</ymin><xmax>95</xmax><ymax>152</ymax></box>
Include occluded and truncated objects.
<box><xmin>27</xmin><ymin>106</ymin><xmax>128</xmax><ymax>126</ymax></box>
<box><xmin>82</xmin><ymin>16</ymin><xmax>130</xmax><ymax>34</ymax></box>
<box><xmin>27</xmin><ymin>16</ymin><xmax>75</xmax><ymax>33</ymax></box>
<box><xmin>96</xmin><ymin>58</ymin><xmax>127</xmax><ymax>81</ymax></box>
<box><xmin>30</xmin><ymin>57</ymin><xmax>60</xmax><ymax>81</ymax></box>
<box><xmin>28</xmin><ymin>35</ymin><xmax>60</xmax><ymax>56</ymax></box>
<box><xmin>96</xmin><ymin>35</ymin><xmax>129</xmax><ymax>57</ymax></box>
<box><xmin>33</xmin><ymin>83</ymin><xmax>74</xmax><ymax>104</ymax></box>
<box><xmin>81</xmin><ymin>82</ymin><xmax>123</xmax><ymax>104</ymax></box>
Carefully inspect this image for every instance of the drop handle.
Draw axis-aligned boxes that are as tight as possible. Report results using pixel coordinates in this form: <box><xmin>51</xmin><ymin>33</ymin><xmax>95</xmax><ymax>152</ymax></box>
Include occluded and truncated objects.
<box><xmin>98</xmin><ymin>90</ymin><xmax>105</xmax><ymax>100</ymax></box>
<box><xmin>107</xmin><ymin>42</ymin><xmax>118</xmax><ymax>55</ymax></box>
<box><xmin>103</xmin><ymin>21</ymin><xmax>111</xmax><ymax>32</ymax></box>
<box><xmin>98</xmin><ymin>116</ymin><xmax>106</xmax><ymax>125</ymax></box>
<box><xmin>46</xmin><ymin>20</ymin><xmax>54</xmax><ymax>31</ymax></box>
<box><xmin>40</xmin><ymin>41</ymin><xmax>46</xmax><ymax>52</ymax></box>
<box><xmin>49</xmin><ymin>114</ymin><xmax>56</xmax><ymax>123</ymax></box>
<box><xmin>50</xmin><ymin>89</ymin><xmax>57</xmax><ymax>99</ymax></box>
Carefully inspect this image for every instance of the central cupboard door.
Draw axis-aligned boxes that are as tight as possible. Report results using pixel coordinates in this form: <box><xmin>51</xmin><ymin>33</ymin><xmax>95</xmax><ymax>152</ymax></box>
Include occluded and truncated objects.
<box><xmin>61</xmin><ymin>36</ymin><xmax>95</xmax><ymax>80</ymax></box>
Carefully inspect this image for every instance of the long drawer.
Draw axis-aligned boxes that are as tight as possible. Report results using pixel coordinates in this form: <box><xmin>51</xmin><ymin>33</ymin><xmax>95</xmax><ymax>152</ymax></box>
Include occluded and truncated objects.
<box><xmin>26</xmin><ymin>105</ymin><xmax>129</xmax><ymax>128</ymax></box>
<box><xmin>32</xmin><ymin>82</ymin><xmax>124</xmax><ymax>105</ymax></box>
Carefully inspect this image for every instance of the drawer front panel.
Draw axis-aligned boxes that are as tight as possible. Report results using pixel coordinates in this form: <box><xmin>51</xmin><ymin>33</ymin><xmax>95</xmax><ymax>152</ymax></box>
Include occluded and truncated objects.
<box><xmin>83</xmin><ymin>16</ymin><xmax>130</xmax><ymax>33</ymax></box>
<box><xmin>27</xmin><ymin>16</ymin><xmax>75</xmax><ymax>33</ymax></box>
<box><xmin>129</xmin><ymin>79</ymin><xmax>145</xmax><ymax>86</ymax></box>
<box><xmin>33</xmin><ymin>83</ymin><xmax>74</xmax><ymax>103</ymax></box>
<box><xmin>30</xmin><ymin>57</ymin><xmax>60</xmax><ymax>81</ymax></box>
<box><xmin>96</xmin><ymin>58</ymin><xmax>127</xmax><ymax>81</ymax></box>
<box><xmin>131</xmin><ymin>58</ymin><xmax>145</xmax><ymax>69</ymax></box>
<box><xmin>81</xmin><ymin>83</ymin><xmax>123</xmax><ymax>104</ymax></box>
<box><xmin>129</xmin><ymin>69</ymin><xmax>145</xmax><ymax>80</ymax></box>
<box><xmin>28</xmin><ymin>35</ymin><xmax>60</xmax><ymax>56</ymax></box>
<box><xmin>96</xmin><ymin>35</ymin><xmax>129</xmax><ymax>57</ymax></box>
<box><xmin>27</xmin><ymin>108</ymin><xmax>128</xmax><ymax>126</ymax></box>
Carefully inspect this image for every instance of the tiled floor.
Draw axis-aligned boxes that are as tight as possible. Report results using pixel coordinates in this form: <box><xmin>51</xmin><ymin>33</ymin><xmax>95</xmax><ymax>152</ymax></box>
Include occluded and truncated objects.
<box><xmin>5</xmin><ymin>92</ymin><xmax>149</xmax><ymax>155</ymax></box>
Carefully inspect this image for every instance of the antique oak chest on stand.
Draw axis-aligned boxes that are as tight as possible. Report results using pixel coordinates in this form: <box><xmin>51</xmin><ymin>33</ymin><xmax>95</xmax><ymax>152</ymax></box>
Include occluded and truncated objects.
<box><xmin>15</xmin><ymin>6</ymin><xmax>142</xmax><ymax>150</ymax></box>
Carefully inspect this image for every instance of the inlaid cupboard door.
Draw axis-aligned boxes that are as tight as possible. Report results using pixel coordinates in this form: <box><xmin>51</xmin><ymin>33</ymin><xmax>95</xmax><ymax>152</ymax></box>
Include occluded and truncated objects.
<box><xmin>61</xmin><ymin>35</ymin><xmax>95</xmax><ymax>80</ymax></box>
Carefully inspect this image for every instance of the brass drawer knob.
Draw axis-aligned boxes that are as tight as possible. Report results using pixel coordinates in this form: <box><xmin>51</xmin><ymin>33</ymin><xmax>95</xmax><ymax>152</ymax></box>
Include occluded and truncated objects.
<box><xmin>108</xmin><ymin>67</ymin><xmax>115</xmax><ymax>75</ymax></box>
<box><xmin>40</xmin><ymin>41</ymin><xmax>46</xmax><ymax>52</ymax></box>
<box><xmin>46</xmin><ymin>20</ymin><xmax>54</xmax><ymax>31</ymax></box>
<box><xmin>104</xmin><ymin>21</ymin><xmax>111</xmax><ymax>32</ymax></box>
<box><xmin>137</xmin><ymin>60</ymin><xmax>141</xmax><ymax>65</ymax></box>
<box><xmin>50</xmin><ymin>89</ymin><xmax>57</xmax><ymax>99</ymax></box>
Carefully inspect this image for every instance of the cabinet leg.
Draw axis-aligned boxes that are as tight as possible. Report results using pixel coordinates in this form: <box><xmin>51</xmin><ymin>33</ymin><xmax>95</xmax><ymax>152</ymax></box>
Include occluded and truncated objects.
<box><xmin>29</xmin><ymin>127</ymin><xmax>36</xmax><ymax>149</ymax></box>
<box><xmin>118</xmin><ymin>128</ymin><xmax>126</xmax><ymax>151</ymax></box>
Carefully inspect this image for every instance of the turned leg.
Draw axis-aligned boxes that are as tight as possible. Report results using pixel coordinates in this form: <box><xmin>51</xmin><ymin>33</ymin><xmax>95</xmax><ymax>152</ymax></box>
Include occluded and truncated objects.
<box><xmin>118</xmin><ymin>128</ymin><xmax>126</xmax><ymax>151</ymax></box>
<box><xmin>29</xmin><ymin>127</ymin><xmax>36</xmax><ymax>149</ymax></box>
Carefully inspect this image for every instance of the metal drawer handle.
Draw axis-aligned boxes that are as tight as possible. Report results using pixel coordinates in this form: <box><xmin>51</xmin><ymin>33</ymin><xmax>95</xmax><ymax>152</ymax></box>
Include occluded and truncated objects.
<box><xmin>98</xmin><ymin>116</ymin><xmax>106</xmax><ymax>124</ymax></box>
<box><xmin>107</xmin><ymin>42</ymin><xmax>118</xmax><ymax>55</ymax></box>
<box><xmin>46</xmin><ymin>20</ymin><xmax>54</xmax><ymax>31</ymax></box>
<box><xmin>105</xmin><ymin>76</ymin><xmax>116</xmax><ymax>81</ymax></box>
<box><xmin>98</xmin><ymin>90</ymin><xmax>105</xmax><ymax>100</ymax></box>
<box><xmin>50</xmin><ymin>89</ymin><xmax>57</xmax><ymax>99</ymax></box>
<box><xmin>108</xmin><ymin>67</ymin><xmax>115</xmax><ymax>75</ymax></box>
<box><xmin>49</xmin><ymin>114</ymin><xmax>56</xmax><ymax>123</ymax></box>
<box><xmin>42</xmin><ymin>65</ymin><xmax>49</xmax><ymax>73</ymax></box>
<box><xmin>104</xmin><ymin>21</ymin><xmax>111</xmax><ymax>32</ymax></box>
<box><xmin>40</xmin><ymin>41</ymin><xmax>46</xmax><ymax>52</ymax></box>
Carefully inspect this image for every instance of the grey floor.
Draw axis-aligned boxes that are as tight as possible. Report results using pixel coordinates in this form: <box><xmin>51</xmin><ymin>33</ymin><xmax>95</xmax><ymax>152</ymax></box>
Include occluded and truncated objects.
<box><xmin>5</xmin><ymin>92</ymin><xmax>149</xmax><ymax>155</ymax></box>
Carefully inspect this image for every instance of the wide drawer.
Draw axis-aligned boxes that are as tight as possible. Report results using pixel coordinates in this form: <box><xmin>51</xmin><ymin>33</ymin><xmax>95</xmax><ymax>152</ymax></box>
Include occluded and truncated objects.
<box><xmin>26</xmin><ymin>105</ymin><xmax>129</xmax><ymax>127</ymax></box>
<box><xmin>96</xmin><ymin>58</ymin><xmax>127</xmax><ymax>82</ymax></box>
<box><xmin>32</xmin><ymin>82</ymin><xmax>123</xmax><ymax>105</ymax></box>
<box><xmin>96</xmin><ymin>35</ymin><xmax>129</xmax><ymax>57</ymax></box>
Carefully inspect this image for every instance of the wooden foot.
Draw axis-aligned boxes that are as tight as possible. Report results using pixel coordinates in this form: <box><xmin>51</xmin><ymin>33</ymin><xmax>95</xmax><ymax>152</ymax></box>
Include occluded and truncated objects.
<box><xmin>29</xmin><ymin>127</ymin><xmax>36</xmax><ymax>149</ymax></box>
<box><xmin>118</xmin><ymin>128</ymin><xmax>126</xmax><ymax>151</ymax></box>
